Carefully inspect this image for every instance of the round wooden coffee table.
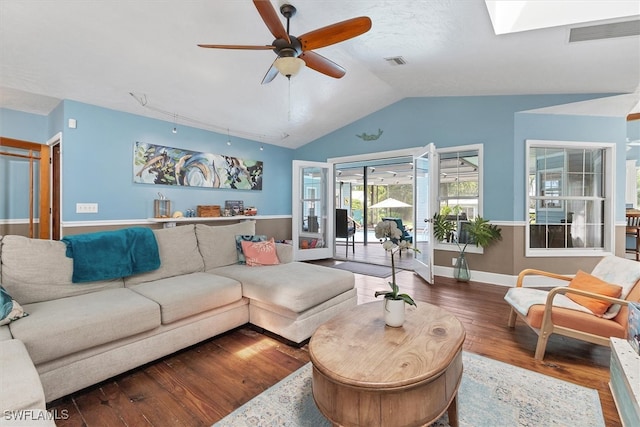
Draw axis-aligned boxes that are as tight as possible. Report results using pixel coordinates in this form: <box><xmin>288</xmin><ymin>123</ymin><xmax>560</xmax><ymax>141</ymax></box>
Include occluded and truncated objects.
<box><xmin>309</xmin><ymin>301</ymin><xmax>465</xmax><ymax>427</ymax></box>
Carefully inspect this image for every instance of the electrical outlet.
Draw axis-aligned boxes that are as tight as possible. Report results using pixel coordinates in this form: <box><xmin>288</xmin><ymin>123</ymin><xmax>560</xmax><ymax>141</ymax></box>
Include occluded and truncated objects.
<box><xmin>452</xmin><ymin>257</ymin><xmax>458</xmax><ymax>266</ymax></box>
<box><xmin>76</xmin><ymin>203</ymin><xmax>98</xmax><ymax>213</ymax></box>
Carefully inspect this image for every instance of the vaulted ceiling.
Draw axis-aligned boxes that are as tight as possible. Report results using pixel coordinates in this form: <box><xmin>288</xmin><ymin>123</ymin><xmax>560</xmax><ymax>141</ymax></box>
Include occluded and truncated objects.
<box><xmin>1</xmin><ymin>1</ymin><xmax>638</xmax><ymax>148</ymax></box>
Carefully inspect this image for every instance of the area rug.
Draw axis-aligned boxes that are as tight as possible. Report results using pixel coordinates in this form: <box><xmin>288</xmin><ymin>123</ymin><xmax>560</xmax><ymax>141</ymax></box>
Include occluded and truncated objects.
<box><xmin>213</xmin><ymin>352</ymin><xmax>605</xmax><ymax>427</ymax></box>
<box><xmin>329</xmin><ymin>261</ymin><xmax>395</xmax><ymax>278</ymax></box>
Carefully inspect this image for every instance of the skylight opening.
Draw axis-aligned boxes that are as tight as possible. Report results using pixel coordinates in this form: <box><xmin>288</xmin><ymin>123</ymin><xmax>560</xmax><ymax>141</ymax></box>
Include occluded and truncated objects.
<box><xmin>485</xmin><ymin>0</ymin><xmax>640</xmax><ymax>35</ymax></box>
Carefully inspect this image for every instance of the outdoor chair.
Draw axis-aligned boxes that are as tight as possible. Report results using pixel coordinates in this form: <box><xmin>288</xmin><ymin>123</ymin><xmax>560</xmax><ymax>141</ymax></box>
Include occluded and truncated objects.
<box><xmin>381</xmin><ymin>217</ymin><xmax>413</xmax><ymax>257</ymax></box>
<box><xmin>626</xmin><ymin>210</ymin><xmax>640</xmax><ymax>261</ymax></box>
<box><xmin>335</xmin><ymin>209</ymin><xmax>355</xmax><ymax>257</ymax></box>
<box><xmin>504</xmin><ymin>256</ymin><xmax>640</xmax><ymax>360</ymax></box>
<box><xmin>381</xmin><ymin>217</ymin><xmax>413</xmax><ymax>244</ymax></box>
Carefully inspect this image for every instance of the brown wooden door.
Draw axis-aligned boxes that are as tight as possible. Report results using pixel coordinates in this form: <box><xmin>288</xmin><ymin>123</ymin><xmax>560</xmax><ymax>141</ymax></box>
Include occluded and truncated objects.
<box><xmin>52</xmin><ymin>143</ymin><xmax>61</xmax><ymax>240</ymax></box>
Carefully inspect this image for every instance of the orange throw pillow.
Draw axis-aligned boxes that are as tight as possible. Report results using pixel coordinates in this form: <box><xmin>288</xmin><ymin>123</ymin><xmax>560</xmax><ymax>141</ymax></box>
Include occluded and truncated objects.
<box><xmin>566</xmin><ymin>270</ymin><xmax>623</xmax><ymax>317</ymax></box>
<box><xmin>241</xmin><ymin>238</ymin><xmax>280</xmax><ymax>266</ymax></box>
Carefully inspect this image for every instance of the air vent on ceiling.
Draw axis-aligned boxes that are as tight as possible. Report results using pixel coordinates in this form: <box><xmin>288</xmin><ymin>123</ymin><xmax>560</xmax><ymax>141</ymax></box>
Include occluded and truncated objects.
<box><xmin>569</xmin><ymin>19</ymin><xmax>640</xmax><ymax>43</ymax></box>
<box><xmin>385</xmin><ymin>56</ymin><xmax>407</xmax><ymax>66</ymax></box>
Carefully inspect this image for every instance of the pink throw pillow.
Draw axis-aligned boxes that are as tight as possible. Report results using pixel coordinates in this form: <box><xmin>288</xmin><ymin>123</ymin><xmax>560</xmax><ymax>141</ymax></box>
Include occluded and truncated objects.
<box><xmin>241</xmin><ymin>238</ymin><xmax>280</xmax><ymax>266</ymax></box>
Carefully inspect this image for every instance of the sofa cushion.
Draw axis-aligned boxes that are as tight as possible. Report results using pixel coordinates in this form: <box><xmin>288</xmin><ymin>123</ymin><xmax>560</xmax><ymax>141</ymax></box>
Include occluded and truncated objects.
<box><xmin>196</xmin><ymin>221</ymin><xmax>256</xmax><ymax>270</ymax></box>
<box><xmin>235</xmin><ymin>234</ymin><xmax>266</xmax><ymax>264</ymax></box>
<box><xmin>128</xmin><ymin>272</ymin><xmax>243</xmax><ymax>324</ymax></box>
<box><xmin>590</xmin><ymin>255</ymin><xmax>640</xmax><ymax>318</ymax></box>
<box><xmin>0</xmin><ymin>235</ymin><xmax>124</xmax><ymax>304</ymax></box>
<box><xmin>0</xmin><ymin>339</ymin><xmax>49</xmax><ymax>419</ymax></box>
<box><xmin>566</xmin><ymin>270</ymin><xmax>623</xmax><ymax>317</ymax></box>
<box><xmin>526</xmin><ymin>304</ymin><xmax>626</xmax><ymax>338</ymax></box>
<box><xmin>9</xmin><ymin>288</ymin><xmax>160</xmax><ymax>365</ymax></box>
<box><xmin>211</xmin><ymin>262</ymin><xmax>355</xmax><ymax>313</ymax></box>
<box><xmin>0</xmin><ymin>286</ymin><xmax>28</xmax><ymax>326</ymax></box>
<box><xmin>0</xmin><ymin>325</ymin><xmax>12</xmax><ymax>341</ymax></box>
<box><xmin>241</xmin><ymin>238</ymin><xmax>280</xmax><ymax>266</ymax></box>
<box><xmin>124</xmin><ymin>225</ymin><xmax>204</xmax><ymax>286</ymax></box>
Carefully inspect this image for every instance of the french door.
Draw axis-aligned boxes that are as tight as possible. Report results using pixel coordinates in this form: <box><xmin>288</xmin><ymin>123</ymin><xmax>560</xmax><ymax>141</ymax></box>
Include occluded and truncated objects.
<box><xmin>292</xmin><ymin>160</ymin><xmax>334</xmax><ymax>260</ymax></box>
<box><xmin>413</xmin><ymin>144</ymin><xmax>436</xmax><ymax>283</ymax></box>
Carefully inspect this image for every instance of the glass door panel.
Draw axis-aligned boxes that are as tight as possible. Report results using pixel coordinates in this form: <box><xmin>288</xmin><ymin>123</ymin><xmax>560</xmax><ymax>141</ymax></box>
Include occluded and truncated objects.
<box><xmin>413</xmin><ymin>144</ymin><xmax>435</xmax><ymax>283</ymax></box>
<box><xmin>292</xmin><ymin>160</ymin><xmax>334</xmax><ymax>260</ymax></box>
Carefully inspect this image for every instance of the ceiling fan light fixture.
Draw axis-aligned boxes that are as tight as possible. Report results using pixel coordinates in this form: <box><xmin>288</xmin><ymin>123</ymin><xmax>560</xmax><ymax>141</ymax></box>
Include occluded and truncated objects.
<box><xmin>274</xmin><ymin>56</ymin><xmax>305</xmax><ymax>78</ymax></box>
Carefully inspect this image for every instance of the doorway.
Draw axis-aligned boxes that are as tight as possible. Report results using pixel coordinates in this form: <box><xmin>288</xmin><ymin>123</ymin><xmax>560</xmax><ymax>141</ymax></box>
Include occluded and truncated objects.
<box><xmin>334</xmin><ymin>156</ymin><xmax>416</xmax><ymax>270</ymax></box>
<box><xmin>0</xmin><ymin>137</ymin><xmax>51</xmax><ymax>238</ymax></box>
<box><xmin>47</xmin><ymin>133</ymin><xmax>62</xmax><ymax>240</ymax></box>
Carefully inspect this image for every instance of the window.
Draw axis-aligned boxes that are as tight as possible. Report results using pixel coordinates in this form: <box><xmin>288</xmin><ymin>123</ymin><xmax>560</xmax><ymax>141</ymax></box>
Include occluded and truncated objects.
<box><xmin>435</xmin><ymin>145</ymin><xmax>482</xmax><ymax>251</ymax></box>
<box><xmin>637</xmin><ymin>167</ymin><xmax>640</xmax><ymax>207</ymax></box>
<box><xmin>526</xmin><ymin>140</ymin><xmax>614</xmax><ymax>256</ymax></box>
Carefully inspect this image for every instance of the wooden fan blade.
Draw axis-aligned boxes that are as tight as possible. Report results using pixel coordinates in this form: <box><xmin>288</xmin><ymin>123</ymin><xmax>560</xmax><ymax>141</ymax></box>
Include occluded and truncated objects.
<box><xmin>253</xmin><ymin>0</ymin><xmax>290</xmax><ymax>43</ymax></box>
<box><xmin>261</xmin><ymin>62</ymin><xmax>279</xmax><ymax>85</ymax></box>
<box><xmin>298</xmin><ymin>17</ymin><xmax>371</xmax><ymax>51</ymax></box>
<box><xmin>198</xmin><ymin>44</ymin><xmax>274</xmax><ymax>50</ymax></box>
<box><xmin>299</xmin><ymin>51</ymin><xmax>346</xmax><ymax>79</ymax></box>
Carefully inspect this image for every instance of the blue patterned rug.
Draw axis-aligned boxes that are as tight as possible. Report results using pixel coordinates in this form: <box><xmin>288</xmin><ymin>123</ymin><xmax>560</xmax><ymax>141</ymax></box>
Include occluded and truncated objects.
<box><xmin>213</xmin><ymin>352</ymin><xmax>605</xmax><ymax>427</ymax></box>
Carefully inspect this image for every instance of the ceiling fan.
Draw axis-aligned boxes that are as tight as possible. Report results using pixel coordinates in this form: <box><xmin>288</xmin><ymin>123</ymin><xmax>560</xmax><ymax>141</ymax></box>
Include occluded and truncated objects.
<box><xmin>198</xmin><ymin>0</ymin><xmax>372</xmax><ymax>84</ymax></box>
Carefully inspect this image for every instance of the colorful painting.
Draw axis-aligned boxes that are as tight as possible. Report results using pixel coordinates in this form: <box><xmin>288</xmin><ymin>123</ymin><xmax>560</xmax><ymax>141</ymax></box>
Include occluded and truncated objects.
<box><xmin>133</xmin><ymin>142</ymin><xmax>263</xmax><ymax>190</ymax></box>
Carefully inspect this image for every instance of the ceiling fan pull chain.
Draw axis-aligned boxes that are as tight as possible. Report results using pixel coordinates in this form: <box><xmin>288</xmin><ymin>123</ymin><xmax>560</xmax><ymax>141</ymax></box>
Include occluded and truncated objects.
<box><xmin>288</xmin><ymin>78</ymin><xmax>292</xmax><ymax>121</ymax></box>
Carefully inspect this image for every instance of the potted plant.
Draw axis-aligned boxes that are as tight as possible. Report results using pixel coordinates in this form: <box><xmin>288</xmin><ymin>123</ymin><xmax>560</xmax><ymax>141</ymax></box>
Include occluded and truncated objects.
<box><xmin>373</xmin><ymin>220</ymin><xmax>419</xmax><ymax>327</ymax></box>
<box><xmin>432</xmin><ymin>213</ymin><xmax>502</xmax><ymax>282</ymax></box>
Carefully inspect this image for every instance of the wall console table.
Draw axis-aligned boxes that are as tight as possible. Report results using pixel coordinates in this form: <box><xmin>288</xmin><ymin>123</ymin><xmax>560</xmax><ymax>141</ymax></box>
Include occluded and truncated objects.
<box><xmin>148</xmin><ymin>215</ymin><xmax>290</xmax><ymax>228</ymax></box>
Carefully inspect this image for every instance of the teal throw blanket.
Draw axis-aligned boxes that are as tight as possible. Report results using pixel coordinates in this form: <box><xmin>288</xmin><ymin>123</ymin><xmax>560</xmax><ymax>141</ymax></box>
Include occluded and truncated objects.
<box><xmin>62</xmin><ymin>227</ymin><xmax>160</xmax><ymax>283</ymax></box>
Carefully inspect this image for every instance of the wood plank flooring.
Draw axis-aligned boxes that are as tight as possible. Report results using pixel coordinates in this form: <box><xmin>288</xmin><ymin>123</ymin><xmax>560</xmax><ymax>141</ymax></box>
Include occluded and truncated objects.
<box><xmin>48</xmin><ymin>267</ymin><xmax>622</xmax><ymax>427</ymax></box>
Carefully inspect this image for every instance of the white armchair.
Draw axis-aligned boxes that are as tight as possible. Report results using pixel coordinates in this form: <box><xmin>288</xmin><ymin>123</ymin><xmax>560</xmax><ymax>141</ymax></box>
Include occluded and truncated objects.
<box><xmin>505</xmin><ymin>256</ymin><xmax>640</xmax><ymax>360</ymax></box>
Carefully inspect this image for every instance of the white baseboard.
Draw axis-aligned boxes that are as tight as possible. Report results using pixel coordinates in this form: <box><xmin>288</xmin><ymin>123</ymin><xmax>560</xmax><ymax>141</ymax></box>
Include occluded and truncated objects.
<box><xmin>433</xmin><ymin>266</ymin><xmax>573</xmax><ymax>287</ymax></box>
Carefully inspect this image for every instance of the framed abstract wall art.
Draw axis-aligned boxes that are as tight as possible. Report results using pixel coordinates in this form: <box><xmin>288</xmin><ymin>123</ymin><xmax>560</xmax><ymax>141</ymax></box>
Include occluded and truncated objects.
<box><xmin>133</xmin><ymin>142</ymin><xmax>263</xmax><ymax>190</ymax></box>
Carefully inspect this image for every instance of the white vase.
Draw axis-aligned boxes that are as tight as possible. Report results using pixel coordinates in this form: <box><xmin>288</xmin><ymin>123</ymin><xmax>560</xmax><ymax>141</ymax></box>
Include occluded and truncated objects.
<box><xmin>383</xmin><ymin>298</ymin><xmax>405</xmax><ymax>327</ymax></box>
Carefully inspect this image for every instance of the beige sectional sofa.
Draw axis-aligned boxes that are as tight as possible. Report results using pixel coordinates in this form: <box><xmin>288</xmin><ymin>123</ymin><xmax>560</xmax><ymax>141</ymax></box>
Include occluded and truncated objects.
<box><xmin>0</xmin><ymin>220</ymin><xmax>355</xmax><ymax>420</ymax></box>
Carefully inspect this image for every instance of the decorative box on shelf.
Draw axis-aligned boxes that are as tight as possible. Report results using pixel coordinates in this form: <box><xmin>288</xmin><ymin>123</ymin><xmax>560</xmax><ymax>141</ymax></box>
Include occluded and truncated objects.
<box><xmin>197</xmin><ymin>205</ymin><xmax>221</xmax><ymax>217</ymax></box>
<box><xmin>609</xmin><ymin>337</ymin><xmax>640</xmax><ymax>427</ymax></box>
<box><xmin>225</xmin><ymin>200</ymin><xmax>244</xmax><ymax>216</ymax></box>
<box><xmin>244</xmin><ymin>207</ymin><xmax>257</xmax><ymax>216</ymax></box>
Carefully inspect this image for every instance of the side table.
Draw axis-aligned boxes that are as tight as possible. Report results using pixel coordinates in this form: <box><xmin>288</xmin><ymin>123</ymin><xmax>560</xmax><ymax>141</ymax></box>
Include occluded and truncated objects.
<box><xmin>309</xmin><ymin>301</ymin><xmax>465</xmax><ymax>427</ymax></box>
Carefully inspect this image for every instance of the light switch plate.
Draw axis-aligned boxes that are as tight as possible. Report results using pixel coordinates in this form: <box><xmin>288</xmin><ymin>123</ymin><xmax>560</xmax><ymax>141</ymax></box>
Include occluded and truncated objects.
<box><xmin>76</xmin><ymin>203</ymin><xmax>98</xmax><ymax>213</ymax></box>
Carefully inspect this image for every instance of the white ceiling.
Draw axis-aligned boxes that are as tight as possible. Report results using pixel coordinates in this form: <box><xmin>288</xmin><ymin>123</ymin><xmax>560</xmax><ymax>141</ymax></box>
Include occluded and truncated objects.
<box><xmin>1</xmin><ymin>1</ymin><xmax>639</xmax><ymax>149</ymax></box>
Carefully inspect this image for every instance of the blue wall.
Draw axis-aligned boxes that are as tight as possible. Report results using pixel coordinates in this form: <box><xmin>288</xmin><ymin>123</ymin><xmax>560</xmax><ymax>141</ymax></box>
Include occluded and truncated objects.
<box><xmin>0</xmin><ymin>108</ymin><xmax>49</xmax><ymax>142</ymax></box>
<box><xmin>1</xmin><ymin>94</ymin><xmax>631</xmax><ymax>224</ymax></box>
<box><xmin>294</xmin><ymin>94</ymin><xmax>626</xmax><ymax>222</ymax></box>
<box><xmin>1</xmin><ymin>102</ymin><xmax>294</xmax><ymax>221</ymax></box>
<box><xmin>0</xmin><ymin>108</ymin><xmax>50</xmax><ymax>219</ymax></box>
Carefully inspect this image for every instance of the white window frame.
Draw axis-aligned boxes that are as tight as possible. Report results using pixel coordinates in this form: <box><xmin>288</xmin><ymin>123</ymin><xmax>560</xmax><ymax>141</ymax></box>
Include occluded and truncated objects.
<box><xmin>434</xmin><ymin>144</ymin><xmax>484</xmax><ymax>254</ymax></box>
<box><xmin>525</xmin><ymin>139</ymin><xmax>615</xmax><ymax>257</ymax></box>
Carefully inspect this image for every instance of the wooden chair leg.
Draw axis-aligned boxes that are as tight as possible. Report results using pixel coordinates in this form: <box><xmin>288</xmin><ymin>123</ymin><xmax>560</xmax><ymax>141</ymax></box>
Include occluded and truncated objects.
<box><xmin>507</xmin><ymin>309</ymin><xmax>517</xmax><ymax>327</ymax></box>
<box><xmin>534</xmin><ymin>332</ymin><xmax>550</xmax><ymax>361</ymax></box>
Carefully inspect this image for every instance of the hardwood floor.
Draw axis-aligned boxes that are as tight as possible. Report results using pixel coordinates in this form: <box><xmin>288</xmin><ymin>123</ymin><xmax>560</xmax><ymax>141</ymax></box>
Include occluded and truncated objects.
<box><xmin>48</xmin><ymin>268</ymin><xmax>622</xmax><ymax>427</ymax></box>
<box><xmin>334</xmin><ymin>241</ymin><xmax>419</xmax><ymax>270</ymax></box>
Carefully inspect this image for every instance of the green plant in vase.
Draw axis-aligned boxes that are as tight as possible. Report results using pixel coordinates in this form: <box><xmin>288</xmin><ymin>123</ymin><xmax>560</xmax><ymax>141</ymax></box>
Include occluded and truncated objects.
<box><xmin>432</xmin><ymin>213</ymin><xmax>502</xmax><ymax>282</ymax></box>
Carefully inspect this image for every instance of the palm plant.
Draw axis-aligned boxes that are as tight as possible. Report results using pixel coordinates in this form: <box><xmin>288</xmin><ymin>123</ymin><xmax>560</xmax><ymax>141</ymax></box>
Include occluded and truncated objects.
<box><xmin>432</xmin><ymin>213</ymin><xmax>502</xmax><ymax>255</ymax></box>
